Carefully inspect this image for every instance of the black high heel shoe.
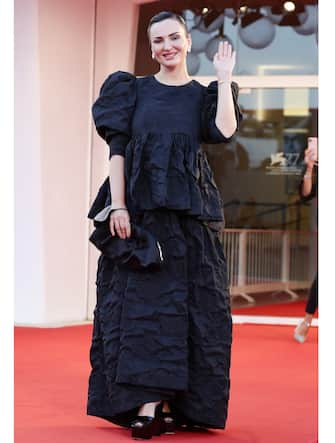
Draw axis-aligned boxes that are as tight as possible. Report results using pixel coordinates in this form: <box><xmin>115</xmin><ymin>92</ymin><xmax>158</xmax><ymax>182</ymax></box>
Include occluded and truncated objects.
<box><xmin>159</xmin><ymin>410</ymin><xmax>176</xmax><ymax>434</ymax></box>
<box><xmin>130</xmin><ymin>402</ymin><xmax>162</xmax><ymax>440</ymax></box>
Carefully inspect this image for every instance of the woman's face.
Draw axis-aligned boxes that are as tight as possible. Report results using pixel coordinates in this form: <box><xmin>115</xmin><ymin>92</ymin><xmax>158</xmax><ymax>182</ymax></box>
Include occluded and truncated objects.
<box><xmin>149</xmin><ymin>18</ymin><xmax>191</xmax><ymax>68</ymax></box>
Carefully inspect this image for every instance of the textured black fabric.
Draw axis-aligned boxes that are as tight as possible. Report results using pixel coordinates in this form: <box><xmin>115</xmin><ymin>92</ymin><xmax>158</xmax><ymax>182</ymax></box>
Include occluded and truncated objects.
<box><xmin>90</xmin><ymin>71</ymin><xmax>242</xmax><ymax>223</ymax></box>
<box><xmin>92</xmin><ymin>72</ymin><xmax>136</xmax><ymax>158</ymax></box>
<box><xmin>89</xmin><ymin>219</ymin><xmax>164</xmax><ymax>271</ymax></box>
<box><xmin>202</xmin><ymin>80</ymin><xmax>241</xmax><ymax>144</ymax></box>
<box><xmin>305</xmin><ymin>273</ymin><xmax>318</xmax><ymax>315</ymax></box>
<box><xmin>87</xmin><ymin>71</ymin><xmax>240</xmax><ymax>429</ymax></box>
<box><xmin>87</xmin><ymin>210</ymin><xmax>232</xmax><ymax>429</ymax></box>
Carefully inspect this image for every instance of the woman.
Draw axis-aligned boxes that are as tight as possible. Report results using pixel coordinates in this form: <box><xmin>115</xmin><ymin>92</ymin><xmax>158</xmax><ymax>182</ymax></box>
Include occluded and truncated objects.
<box><xmin>294</xmin><ymin>141</ymin><xmax>318</xmax><ymax>343</ymax></box>
<box><xmin>87</xmin><ymin>11</ymin><xmax>242</xmax><ymax>439</ymax></box>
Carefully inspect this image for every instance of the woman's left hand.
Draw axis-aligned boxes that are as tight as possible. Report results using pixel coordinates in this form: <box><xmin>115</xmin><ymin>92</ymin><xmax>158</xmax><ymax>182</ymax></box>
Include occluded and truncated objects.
<box><xmin>213</xmin><ymin>41</ymin><xmax>236</xmax><ymax>81</ymax></box>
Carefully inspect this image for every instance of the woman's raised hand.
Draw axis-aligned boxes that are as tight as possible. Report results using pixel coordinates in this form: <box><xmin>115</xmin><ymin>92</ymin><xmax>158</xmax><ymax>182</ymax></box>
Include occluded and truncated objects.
<box><xmin>109</xmin><ymin>208</ymin><xmax>131</xmax><ymax>239</ymax></box>
<box><xmin>213</xmin><ymin>41</ymin><xmax>236</xmax><ymax>81</ymax></box>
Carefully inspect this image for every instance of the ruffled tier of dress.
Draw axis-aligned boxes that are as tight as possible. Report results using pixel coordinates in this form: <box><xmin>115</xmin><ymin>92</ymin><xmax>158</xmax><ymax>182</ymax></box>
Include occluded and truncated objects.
<box><xmin>88</xmin><ymin>133</ymin><xmax>224</xmax><ymax>223</ymax></box>
<box><xmin>125</xmin><ymin>132</ymin><xmax>224</xmax><ymax>219</ymax></box>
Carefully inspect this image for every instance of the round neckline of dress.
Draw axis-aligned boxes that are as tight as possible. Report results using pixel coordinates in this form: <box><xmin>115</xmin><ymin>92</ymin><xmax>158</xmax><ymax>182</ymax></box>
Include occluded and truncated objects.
<box><xmin>151</xmin><ymin>75</ymin><xmax>194</xmax><ymax>88</ymax></box>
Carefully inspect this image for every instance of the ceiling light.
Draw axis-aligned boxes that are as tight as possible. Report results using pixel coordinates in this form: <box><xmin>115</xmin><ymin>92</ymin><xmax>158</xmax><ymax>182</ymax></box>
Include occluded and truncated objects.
<box><xmin>283</xmin><ymin>2</ymin><xmax>296</xmax><ymax>13</ymax></box>
<box><xmin>202</xmin><ymin>7</ymin><xmax>209</xmax><ymax>15</ymax></box>
<box><xmin>240</xmin><ymin>6</ymin><xmax>248</xmax><ymax>14</ymax></box>
<box><xmin>278</xmin><ymin>6</ymin><xmax>307</xmax><ymax>27</ymax></box>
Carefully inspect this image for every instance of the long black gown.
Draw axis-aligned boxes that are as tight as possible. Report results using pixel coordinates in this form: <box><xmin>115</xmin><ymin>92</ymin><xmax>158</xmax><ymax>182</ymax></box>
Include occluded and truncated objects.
<box><xmin>87</xmin><ymin>71</ymin><xmax>242</xmax><ymax>429</ymax></box>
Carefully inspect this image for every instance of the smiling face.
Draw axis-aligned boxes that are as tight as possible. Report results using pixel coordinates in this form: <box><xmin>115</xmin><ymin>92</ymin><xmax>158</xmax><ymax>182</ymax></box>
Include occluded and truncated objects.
<box><xmin>149</xmin><ymin>18</ymin><xmax>191</xmax><ymax>68</ymax></box>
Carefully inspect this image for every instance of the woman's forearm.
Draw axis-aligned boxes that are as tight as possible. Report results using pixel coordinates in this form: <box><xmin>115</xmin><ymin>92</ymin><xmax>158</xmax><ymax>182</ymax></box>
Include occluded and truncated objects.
<box><xmin>301</xmin><ymin>166</ymin><xmax>313</xmax><ymax>197</ymax></box>
<box><xmin>215</xmin><ymin>80</ymin><xmax>237</xmax><ymax>138</ymax></box>
<box><xmin>109</xmin><ymin>155</ymin><xmax>126</xmax><ymax>207</ymax></box>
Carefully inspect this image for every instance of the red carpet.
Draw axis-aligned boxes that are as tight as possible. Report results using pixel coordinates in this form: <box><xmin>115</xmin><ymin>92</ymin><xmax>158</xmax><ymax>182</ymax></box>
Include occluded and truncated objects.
<box><xmin>232</xmin><ymin>300</ymin><xmax>318</xmax><ymax>318</ymax></box>
<box><xmin>15</xmin><ymin>324</ymin><xmax>317</xmax><ymax>443</ymax></box>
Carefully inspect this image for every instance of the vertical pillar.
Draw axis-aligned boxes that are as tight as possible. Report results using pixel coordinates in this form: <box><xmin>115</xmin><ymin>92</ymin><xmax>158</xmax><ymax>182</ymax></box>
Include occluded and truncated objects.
<box><xmin>238</xmin><ymin>230</ymin><xmax>247</xmax><ymax>287</ymax></box>
<box><xmin>15</xmin><ymin>0</ymin><xmax>45</xmax><ymax>323</ymax></box>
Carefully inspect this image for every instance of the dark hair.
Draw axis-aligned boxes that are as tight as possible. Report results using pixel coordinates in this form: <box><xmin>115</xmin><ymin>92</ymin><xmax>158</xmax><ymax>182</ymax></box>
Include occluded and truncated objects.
<box><xmin>147</xmin><ymin>11</ymin><xmax>189</xmax><ymax>39</ymax></box>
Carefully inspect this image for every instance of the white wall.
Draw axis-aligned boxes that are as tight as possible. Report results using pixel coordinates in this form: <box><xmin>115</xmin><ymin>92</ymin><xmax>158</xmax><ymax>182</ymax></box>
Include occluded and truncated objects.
<box><xmin>38</xmin><ymin>0</ymin><xmax>96</xmax><ymax>324</ymax></box>
<box><xmin>15</xmin><ymin>0</ymin><xmax>147</xmax><ymax>325</ymax></box>
<box><xmin>15</xmin><ymin>0</ymin><xmax>96</xmax><ymax>325</ymax></box>
<box><xmin>15</xmin><ymin>0</ymin><xmax>45</xmax><ymax>323</ymax></box>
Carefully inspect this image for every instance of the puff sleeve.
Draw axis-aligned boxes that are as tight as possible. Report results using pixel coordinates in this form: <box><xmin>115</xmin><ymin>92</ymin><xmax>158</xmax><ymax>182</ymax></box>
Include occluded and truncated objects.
<box><xmin>201</xmin><ymin>80</ymin><xmax>242</xmax><ymax>144</ymax></box>
<box><xmin>92</xmin><ymin>71</ymin><xmax>136</xmax><ymax>158</ymax></box>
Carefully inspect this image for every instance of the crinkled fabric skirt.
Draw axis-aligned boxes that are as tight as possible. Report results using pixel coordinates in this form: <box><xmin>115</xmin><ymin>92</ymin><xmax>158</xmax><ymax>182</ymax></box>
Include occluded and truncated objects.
<box><xmin>87</xmin><ymin>209</ymin><xmax>232</xmax><ymax>429</ymax></box>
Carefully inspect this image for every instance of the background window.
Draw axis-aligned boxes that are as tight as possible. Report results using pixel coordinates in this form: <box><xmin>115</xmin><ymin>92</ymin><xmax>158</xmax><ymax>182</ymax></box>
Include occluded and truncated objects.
<box><xmin>203</xmin><ymin>87</ymin><xmax>318</xmax><ymax>230</ymax></box>
<box><xmin>135</xmin><ymin>4</ymin><xmax>318</xmax><ymax>77</ymax></box>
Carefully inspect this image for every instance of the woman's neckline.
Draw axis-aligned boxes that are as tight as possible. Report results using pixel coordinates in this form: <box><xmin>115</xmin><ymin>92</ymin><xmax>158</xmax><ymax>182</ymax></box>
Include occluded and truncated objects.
<box><xmin>151</xmin><ymin>75</ymin><xmax>194</xmax><ymax>88</ymax></box>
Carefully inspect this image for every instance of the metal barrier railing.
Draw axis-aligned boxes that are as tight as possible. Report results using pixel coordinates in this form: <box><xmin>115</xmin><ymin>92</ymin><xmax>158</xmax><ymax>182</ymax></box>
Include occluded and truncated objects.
<box><xmin>222</xmin><ymin>229</ymin><xmax>317</xmax><ymax>303</ymax></box>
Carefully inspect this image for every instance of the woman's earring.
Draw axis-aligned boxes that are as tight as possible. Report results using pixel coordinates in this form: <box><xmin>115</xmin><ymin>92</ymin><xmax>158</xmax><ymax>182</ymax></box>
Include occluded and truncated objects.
<box><xmin>152</xmin><ymin>53</ymin><xmax>155</xmax><ymax>59</ymax></box>
<box><xmin>187</xmin><ymin>46</ymin><xmax>191</xmax><ymax>53</ymax></box>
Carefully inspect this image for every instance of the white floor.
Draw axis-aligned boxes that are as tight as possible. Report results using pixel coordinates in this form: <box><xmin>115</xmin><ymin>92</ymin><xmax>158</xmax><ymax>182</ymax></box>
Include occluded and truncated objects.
<box><xmin>15</xmin><ymin>316</ymin><xmax>318</xmax><ymax>328</ymax></box>
<box><xmin>232</xmin><ymin>315</ymin><xmax>318</xmax><ymax>326</ymax></box>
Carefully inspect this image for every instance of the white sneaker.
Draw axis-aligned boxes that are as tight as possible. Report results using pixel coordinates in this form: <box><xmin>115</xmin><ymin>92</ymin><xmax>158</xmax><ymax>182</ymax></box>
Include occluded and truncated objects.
<box><xmin>294</xmin><ymin>319</ymin><xmax>311</xmax><ymax>343</ymax></box>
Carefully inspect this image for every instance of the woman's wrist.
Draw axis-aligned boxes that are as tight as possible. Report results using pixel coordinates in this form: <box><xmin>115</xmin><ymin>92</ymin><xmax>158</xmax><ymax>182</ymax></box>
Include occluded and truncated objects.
<box><xmin>110</xmin><ymin>208</ymin><xmax>129</xmax><ymax>217</ymax></box>
<box><xmin>111</xmin><ymin>204</ymin><xmax>127</xmax><ymax>212</ymax></box>
<box><xmin>111</xmin><ymin>199</ymin><xmax>126</xmax><ymax>207</ymax></box>
<box><xmin>304</xmin><ymin>167</ymin><xmax>314</xmax><ymax>179</ymax></box>
<box><xmin>216</xmin><ymin>72</ymin><xmax>232</xmax><ymax>83</ymax></box>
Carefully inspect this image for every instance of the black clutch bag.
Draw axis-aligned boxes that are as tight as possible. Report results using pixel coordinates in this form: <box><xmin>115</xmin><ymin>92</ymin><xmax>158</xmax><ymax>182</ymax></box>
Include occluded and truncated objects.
<box><xmin>89</xmin><ymin>213</ymin><xmax>164</xmax><ymax>271</ymax></box>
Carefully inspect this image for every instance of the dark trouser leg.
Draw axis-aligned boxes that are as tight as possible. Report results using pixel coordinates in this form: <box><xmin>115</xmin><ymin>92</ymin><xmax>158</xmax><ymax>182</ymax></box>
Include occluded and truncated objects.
<box><xmin>305</xmin><ymin>272</ymin><xmax>318</xmax><ymax>315</ymax></box>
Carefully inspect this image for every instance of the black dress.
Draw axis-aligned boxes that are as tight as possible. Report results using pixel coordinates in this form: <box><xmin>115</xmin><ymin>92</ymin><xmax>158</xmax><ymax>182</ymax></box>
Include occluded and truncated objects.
<box><xmin>87</xmin><ymin>71</ymin><xmax>242</xmax><ymax>429</ymax></box>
